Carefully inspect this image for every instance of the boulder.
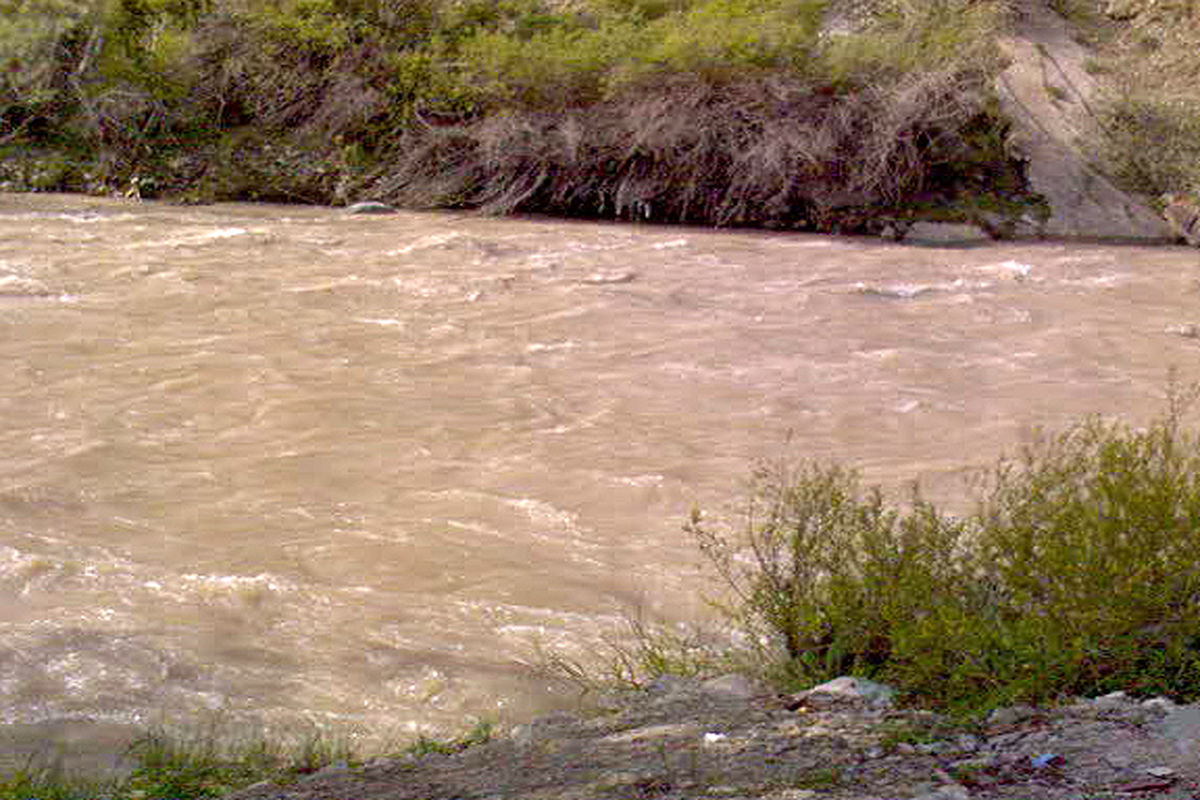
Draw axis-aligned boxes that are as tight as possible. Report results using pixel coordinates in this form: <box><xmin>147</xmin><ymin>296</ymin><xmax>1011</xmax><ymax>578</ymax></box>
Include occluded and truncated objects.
<box><xmin>345</xmin><ymin>201</ymin><xmax>398</xmax><ymax>215</ymax></box>
<box><xmin>787</xmin><ymin>676</ymin><xmax>897</xmax><ymax>710</ymax></box>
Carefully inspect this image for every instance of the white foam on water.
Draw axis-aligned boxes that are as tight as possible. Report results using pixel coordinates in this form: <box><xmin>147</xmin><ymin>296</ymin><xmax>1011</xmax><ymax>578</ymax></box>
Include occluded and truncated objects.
<box><xmin>125</xmin><ymin>227</ymin><xmax>249</xmax><ymax>248</ymax></box>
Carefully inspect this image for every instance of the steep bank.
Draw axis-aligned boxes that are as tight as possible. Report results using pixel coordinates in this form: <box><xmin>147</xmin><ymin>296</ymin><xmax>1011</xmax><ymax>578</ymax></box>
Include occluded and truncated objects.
<box><xmin>3</xmin><ymin>0</ymin><xmax>1190</xmax><ymax>238</ymax></box>
<box><xmin>995</xmin><ymin>0</ymin><xmax>1169</xmax><ymax>239</ymax></box>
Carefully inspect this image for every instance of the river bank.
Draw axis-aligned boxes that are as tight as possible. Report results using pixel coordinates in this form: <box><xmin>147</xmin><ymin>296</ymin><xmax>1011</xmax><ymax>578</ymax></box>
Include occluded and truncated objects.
<box><xmin>224</xmin><ymin>675</ymin><xmax>1200</xmax><ymax>800</ymax></box>
<box><xmin>3</xmin><ymin>0</ymin><xmax>1196</xmax><ymax>237</ymax></box>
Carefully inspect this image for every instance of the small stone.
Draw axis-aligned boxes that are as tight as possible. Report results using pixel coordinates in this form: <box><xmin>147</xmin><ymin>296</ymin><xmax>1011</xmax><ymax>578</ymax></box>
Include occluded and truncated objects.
<box><xmin>1146</xmin><ymin>766</ymin><xmax>1177</xmax><ymax>778</ymax></box>
<box><xmin>1093</xmin><ymin>690</ymin><xmax>1130</xmax><ymax>708</ymax></box>
<box><xmin>1030</xmin><ymin>753</ymin><xmax>1064</xmax><ymax>769</ymax></box>
<box><xmin>988</xmin><ymin>705</ymin><xmax>1040</xmax><ymax>726</ymax></box>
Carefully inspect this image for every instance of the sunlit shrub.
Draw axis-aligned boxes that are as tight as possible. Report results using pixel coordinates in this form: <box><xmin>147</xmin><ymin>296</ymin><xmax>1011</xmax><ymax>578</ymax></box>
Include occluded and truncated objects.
<box><xmin>687</xmin><ymin>394</ymin><xmax>1200</xmax><ymax>711</ymax></box>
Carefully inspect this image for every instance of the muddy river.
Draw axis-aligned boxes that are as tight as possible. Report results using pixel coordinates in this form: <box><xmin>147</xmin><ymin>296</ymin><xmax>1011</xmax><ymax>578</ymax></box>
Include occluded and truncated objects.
<box><xmin>2</xmin><ymin>192</ymin><xmax>1198</xmax><ymax>769</ymax></box>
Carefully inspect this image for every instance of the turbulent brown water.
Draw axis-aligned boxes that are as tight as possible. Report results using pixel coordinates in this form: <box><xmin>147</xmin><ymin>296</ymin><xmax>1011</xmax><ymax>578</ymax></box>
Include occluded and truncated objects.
<box><xmin>2</xmin><ymin>192</ymin><xmax>1199</xmax><ymax>769</ymax></box>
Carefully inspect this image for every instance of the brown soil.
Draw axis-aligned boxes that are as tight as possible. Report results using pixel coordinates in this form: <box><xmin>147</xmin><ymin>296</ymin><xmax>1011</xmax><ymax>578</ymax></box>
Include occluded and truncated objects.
<box><xmin>227</xmin><ymin>677</ymin><xmax>1200</xmax><ymax>800</ymax></box>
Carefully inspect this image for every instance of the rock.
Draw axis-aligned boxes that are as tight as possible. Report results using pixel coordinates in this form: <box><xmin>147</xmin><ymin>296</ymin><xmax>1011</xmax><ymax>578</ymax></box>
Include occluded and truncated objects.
<box><xmin>511</xmin><ymin>710</ymin><xmax>577</xmax><ymax>746</ymax></box>
<box><xmin>700</xmin><ymin>674</ymin><xmax>759</xmax><ymax>699</ymax></box>
<box><xmin>903</xmin><ymin>222</ymin><xmax>992</xmax><ymax>245</ymax></box>
<box><xmin>1162</xmin><ymin>193</ymin><xmax>1200</xmax><ymax>245</ymax></box>
<box><xmin>579</xmin><ymin>270</ymin><xmax>636</xmax><ymax>285</ymax></box>
<box><xmin>1092</xmin><ymin>691</ymin><xmax>1131</xmax><ymax>709</ymax></box>
<box><xmin>910</xmin><ymin>783</ymin><xmax>970</xmax><ymax>800</ymax></box>
<box><xmin>1161</xmin><ymin>705</ymin><xmax>1200</xmax><ymax>754</ymax></box>
<box><xmin>1165</xmin><ymin>323</ymin><xmax>1200</xmax><ymax>338</ymax></box>
<box><xmin>345</xmin><ymin>201</ymin><xmax>398</xmax><ymax>215</ymax></box>
<box><xmin>790</xmin><ymin>676</ymin><xmax>897</xmax><ymax>710</ymax></box>
<box><xmin>1143</xmin><ymin>697</ymin><xmax>1178</xmax><ymax>713</ymax></box>
<box><xmin>987</xmin><ymin>704</ymin><xmax>1040</xmax><ymax>726</ymax></box>
<box><xmin>994</xmin><ymin>0</ymin><xmax>1170</xmax><ymax>240</ymax></box>
<box><xmin>644</xmin><ymin>674</ymin><xmax>692</xmax><ymax>696</ymax></box>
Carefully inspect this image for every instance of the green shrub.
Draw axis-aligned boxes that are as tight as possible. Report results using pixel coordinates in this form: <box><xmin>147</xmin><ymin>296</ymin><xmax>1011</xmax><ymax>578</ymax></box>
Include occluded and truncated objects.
<box><xmin>688</xmin><ymin>397</ymin><xmax>1200</xmax><ymax>711</ymax></box>
<box><xmin>819</xmin><ymin>0</ymin><xmax>1002</xmax><ymax>85</ymax></box>
<box><xmin>1091</xmin><ymin>94</ymin><xmax>1200</xmax><ymax>196</ymax></box>
<box><xmin>624</xmin><ymin>0</ymin><xmax>822</xmax><ymax>84</ymax></box>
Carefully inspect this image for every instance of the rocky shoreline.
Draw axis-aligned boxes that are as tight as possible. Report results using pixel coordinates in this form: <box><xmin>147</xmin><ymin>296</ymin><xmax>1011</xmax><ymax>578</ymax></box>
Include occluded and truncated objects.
<box><xmin>226</xmin><ymin>676</ymin><xmax>1200</xmax><ymax>800</ymax></box>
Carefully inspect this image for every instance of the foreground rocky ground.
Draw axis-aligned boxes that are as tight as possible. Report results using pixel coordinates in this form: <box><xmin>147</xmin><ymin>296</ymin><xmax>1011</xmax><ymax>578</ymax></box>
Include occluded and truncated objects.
<box><xmin>229</xmin><ymin>676</ymin><xmax>1200</xmax><ymax>800</ymax></box>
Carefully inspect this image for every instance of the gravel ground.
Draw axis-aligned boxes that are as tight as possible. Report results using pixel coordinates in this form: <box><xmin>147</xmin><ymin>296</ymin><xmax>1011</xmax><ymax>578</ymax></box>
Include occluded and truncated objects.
<box><xmin>227</xmin><ymin>676</ymin><xmax>1200</xmax><ymax>800</ymax></box>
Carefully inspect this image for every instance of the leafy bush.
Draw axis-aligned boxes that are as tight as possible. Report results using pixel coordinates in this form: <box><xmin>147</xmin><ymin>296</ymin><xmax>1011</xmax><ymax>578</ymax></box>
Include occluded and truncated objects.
<box><xmin>1091</xmin><ymin>94</ymin><xmax>1200</xmax><ymax>196</ymax></box>
<box><xmin>687</xmin><ymin>397</ymin><xmax>1200</xmax><ymax>711</ymax></box>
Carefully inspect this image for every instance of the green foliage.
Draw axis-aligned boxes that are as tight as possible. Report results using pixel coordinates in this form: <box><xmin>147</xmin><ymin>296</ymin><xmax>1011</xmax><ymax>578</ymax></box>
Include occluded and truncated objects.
<box><xmin>1092</xmin><ymin>94</ymin><xmax>1200</xmax><ymax>196</ymax></box>
<box><xmin>537</xmin><ymin>612</ymin><xmax>735</xmax><ymax>692</ymax></box>
<box><xmin>0</xmin><ymin>763</ymin><xmax>108</xmax><ymax>800</ymax></box>
<box><xmin>457</xmin><ymin>20</ymin><xmax>640</xmax><ymax>108</ymax></box>
<box><xmin>819</xmin><ymin>0</ymin><xmax>1002</xmax><ymax>85</ymax></box>
<box><xmin>404</xmin><ymin>719</ymin><xmax>495</xmax><ymax>757</ymax></box>
<box><xmin>689</xmin><ymin>392</ymin><xmax>1200</xmax><ymax>711</ymax></box>
<box><xmin>628</xmin><ymin>0</ymin><xmax>822</xmax><ymax>83</ymax></box>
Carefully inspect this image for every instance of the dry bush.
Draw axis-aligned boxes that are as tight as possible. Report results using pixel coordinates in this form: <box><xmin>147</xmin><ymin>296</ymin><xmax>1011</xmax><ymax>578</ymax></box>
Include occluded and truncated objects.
<box><xmin>371</xmin><ymin>67</ymin><xmax>1021</xmax><ymax>230</ymax></box>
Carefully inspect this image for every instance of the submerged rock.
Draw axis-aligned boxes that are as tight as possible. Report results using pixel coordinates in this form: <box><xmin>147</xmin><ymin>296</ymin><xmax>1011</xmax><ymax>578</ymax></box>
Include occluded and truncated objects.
<box><xmin>344</xmin><ymin>201</ymin><xmax>398</xmax><ymax>215</ymax></box>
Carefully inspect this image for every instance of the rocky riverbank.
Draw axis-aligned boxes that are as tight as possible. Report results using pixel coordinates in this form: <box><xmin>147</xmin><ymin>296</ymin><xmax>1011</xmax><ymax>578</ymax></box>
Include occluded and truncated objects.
<box><xmin>226</xmin><ymin>676</ymin><xmax>1200</xmax><ymax>800</ymax></box>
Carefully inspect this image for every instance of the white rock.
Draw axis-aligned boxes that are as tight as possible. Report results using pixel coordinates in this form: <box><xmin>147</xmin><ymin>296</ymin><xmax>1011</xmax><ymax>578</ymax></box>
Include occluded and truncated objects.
<box><xmin>799</xmin><ymin>676</ymin><xmax>897</xmax><ymax>708</ymax></box>
<box><xmin>345</xmin><ymin>201</ymin><xmax>398</xmax><ymax>215</ymax></box>
<box><xmin>1143</xmin><ymin>696</ymin><xmax>1177</xmax><ymax>713</ymax></box>
<box><xmin>1092</xmin><ymin>691</ymin><xmax>1131</xmax><ymax>709</ymax></box>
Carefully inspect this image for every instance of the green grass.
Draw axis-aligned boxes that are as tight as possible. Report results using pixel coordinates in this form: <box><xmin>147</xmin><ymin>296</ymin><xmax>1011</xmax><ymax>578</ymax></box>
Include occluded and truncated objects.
<box><xmin>684</xmin><ymin>385</ymin><xmax>1200</xmax><ymax>713</ymax></box>
<box><xmin>0</xmin><ymin>718</ymin><xmax>495</xmax><ymax>800</ymax></box>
